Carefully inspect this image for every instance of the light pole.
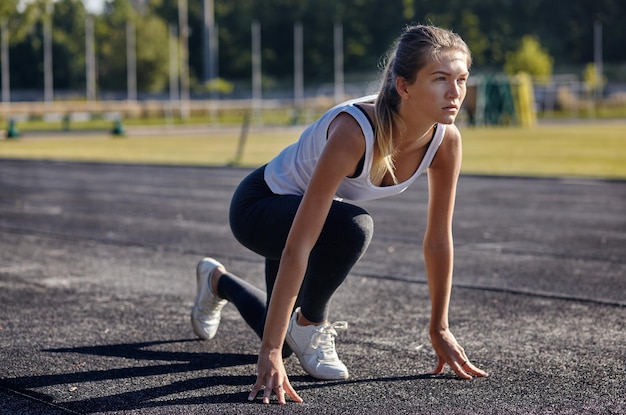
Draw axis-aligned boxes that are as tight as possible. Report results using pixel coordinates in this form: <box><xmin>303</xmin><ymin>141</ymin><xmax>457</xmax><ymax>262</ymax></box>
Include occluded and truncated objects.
<box><xmin>333</xmin><ymin>22</ymin><xmax>344</xmax><ymax>103</ymax></box>
<box><xmin>203</xmin><ymin>0</ymin><xmax>217</xmax><ymax>84</ymax></box>
<box><xmin>178</xmin><ymin>0</ymin><xmax>190</xmax><ymax>118</ymax></box>
<box><xmin>1</xmin><ymin>18</ymin><xmax>9</xmax><ymax>104</ymax></box>
<box><xmin>126</xmin><ymin>20</ymin><xmax>136</xmax><ymax>101</ymax></box>
<box><xmin>294</xmin><ymin>22</ymin><xmax>303</xmax><ymax>110</ymax></box>
<box><xmin>251</xmin><ymin>20</ymin><xmax>261</xmax><ymax>122</ymax></box>
<box><xmin>44</xmin><ymin>1</ymin><xmax>54</xmax><ymax>103</ymax></box>
<box><xmin>85</xmin><ymin>14</ymin><xmax>96</xmax><ymax>101</ymax></box>
<box><xmin>593</xmin><ymin>20</ymin><xmax>603</xmax><ymax>101</ymax></box>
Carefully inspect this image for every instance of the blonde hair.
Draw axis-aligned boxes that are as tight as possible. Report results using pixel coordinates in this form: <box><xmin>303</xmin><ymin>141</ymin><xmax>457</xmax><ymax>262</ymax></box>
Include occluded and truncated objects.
<box><xmin>372</xmin><ymin>25</ymin><xmax>471</xmax><ymax>185</ymax></box>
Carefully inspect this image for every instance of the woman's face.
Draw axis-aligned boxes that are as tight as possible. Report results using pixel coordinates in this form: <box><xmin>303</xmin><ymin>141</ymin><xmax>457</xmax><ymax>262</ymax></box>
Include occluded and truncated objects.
<box><xmin>401</xmin><ymin>50</ymin><xmax>470</xmax><ymax>126</ymax></box>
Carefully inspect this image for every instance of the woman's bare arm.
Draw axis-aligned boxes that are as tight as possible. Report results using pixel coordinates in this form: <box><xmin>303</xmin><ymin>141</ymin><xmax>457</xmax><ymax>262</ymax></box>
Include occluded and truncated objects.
<box><xmin>424</xmin><ymin>124</ymin><xmax>488</xmax><ymax>379</ymax></box>
<box><xmin>250</xmin><ymin>113</ymin><xmax>367</xmax><ymax>404</ymax></box>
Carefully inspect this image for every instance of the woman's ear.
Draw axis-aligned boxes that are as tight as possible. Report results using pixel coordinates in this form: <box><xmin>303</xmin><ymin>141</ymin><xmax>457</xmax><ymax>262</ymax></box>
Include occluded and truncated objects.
<box><xmin>395</xmin><ymin>76</ymin><xmax>410</xmax><ymax>99</ymax></box>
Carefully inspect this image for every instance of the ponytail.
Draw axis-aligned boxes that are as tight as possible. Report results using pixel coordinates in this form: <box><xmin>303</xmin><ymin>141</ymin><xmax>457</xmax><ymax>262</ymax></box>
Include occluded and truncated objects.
<box><xmin>373</xmin><ymin>55</ymin><xmax>402</xmax><ymax>185</ymax></box>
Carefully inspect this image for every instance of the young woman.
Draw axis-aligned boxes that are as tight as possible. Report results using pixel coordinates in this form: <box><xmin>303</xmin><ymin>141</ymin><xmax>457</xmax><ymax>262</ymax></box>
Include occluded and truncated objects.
<box><xmin>191</xmin><ymin>24</ymin><xmax>489</xmax><ymax>405</ymax></box>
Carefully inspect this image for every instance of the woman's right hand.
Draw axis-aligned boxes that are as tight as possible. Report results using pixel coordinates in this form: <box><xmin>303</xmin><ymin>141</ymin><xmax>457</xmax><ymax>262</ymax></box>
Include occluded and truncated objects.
<box><xmin>248</xmin><ymin>347</ymin><xmax>303</xmax><ymax>405</ymax></box>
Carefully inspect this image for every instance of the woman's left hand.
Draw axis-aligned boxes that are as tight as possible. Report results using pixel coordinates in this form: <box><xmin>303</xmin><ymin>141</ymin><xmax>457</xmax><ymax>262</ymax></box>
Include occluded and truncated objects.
<box><xmin>429</xmin><ymin>328</ymin><xmax>489</xmax><ymax>379</ymax></box>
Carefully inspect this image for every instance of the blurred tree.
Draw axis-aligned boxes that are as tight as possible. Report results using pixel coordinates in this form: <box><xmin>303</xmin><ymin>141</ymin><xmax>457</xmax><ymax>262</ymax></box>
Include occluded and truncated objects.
<box><xmin>52</xmin><ymin>0</ymin><xmax>88</xmax><ymax>90</ymax></box>
<box><xmin>504</xmin><ymin>35</ymin><xmax>553</xmax><ymax>80</ymax></box>
<box><xmin>457</xmin><ymin>10</ymin><xmax>488</xmax><ymax>67</ymax></box>
<box><xmin>2</xmin><ymin>0</ymin><xmax>625</xmax><ymax>94</ymax></box>
<box><xmin>582</xmin><ymin>63</ymin><xmax>605</xmax><ymax>94</ymax></box>
<box><xmin>96</xmin><ymin>0</ymin><xmax>134</xmax><ymax>91</ymax></box>
<box><xmin>98</xmin><ymin>0</ymin><xmax>169</xmax><ymax>93</ymax></box>
<box><xmin>7</xmin><ymin>1</ymin><xmax>48</xmax><ymax>90</ymax></box>
<box><xmin>134</xmin><ymin>15</ymin><xmax>170</xmax><ymax>92</ymax></box>
<box><xmin>0</xmin><ymin>0</ymin><xmax>19</xmax><ymax>16</ymax></box>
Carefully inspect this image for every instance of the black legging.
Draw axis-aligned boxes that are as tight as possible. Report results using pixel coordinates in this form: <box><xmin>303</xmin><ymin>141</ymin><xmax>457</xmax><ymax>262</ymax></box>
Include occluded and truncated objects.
<box><xmin>218</xmin><ymin>165</ymin><xmax>373</xmax><ymax>340</ymax></box>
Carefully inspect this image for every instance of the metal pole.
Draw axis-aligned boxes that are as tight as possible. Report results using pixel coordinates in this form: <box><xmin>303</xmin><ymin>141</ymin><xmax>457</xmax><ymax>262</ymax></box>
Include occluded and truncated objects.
<box><xmin>1</xmin><ymin>18</ymin><xmax>9</xmax><ymax>104</ymax></box>
<box><xmin>593</xmin><ymin>20</ymin><xmax>603</xmax><ymax>98</ymax></box>
<box><xmin>44</xmin><ymin>2</ymin><xmax>54</xmax><ymax>103</ymax></box>
<box><xmin>203</xmin><ymin>0</ymin><xmax>217</xmax><ymax>83</ymax></box>
<box><xmin>168</xmin><ymin>24</ymin><xmax>179</xmax><ymax>122</ymax></box>
<box><xmin>178</xmin><ymin>0</ymin><xmax>190</xmax><ymax>118</ymax></box>
<box><xmin>214</xmin><ymin>24</ymin><xmax>219</xmax><ymax>82</ymax></box>
<box><xmin>209</xmin><ymin>23</ymin><xmax>219</xmax><ymax>122</ymax></box>
<box><xmin>85</xmin><ymin>14</ymin><xmax>96</xmax><ymax>101</ymax></box>
<box><xmin>333</xmin><ymin>22</ymin><xmax>344</xmax><ymax>103</ymax></box>
<box><xmin>126</xmin><ymin>20</ymin><xmax>137</xmax><ymax>101</ymax></box>
<box><xmin>294</xmin><ymin>22</ymin><xmax>303</xmax><ymax>109</ymax></box>
<box><xmin>251</xmin><ymin>20</ymin><xmax>261</xmax><ymax>122</ymax></box>
<box><xmin>169</xmin><ymin>25</ymin><xmax>179</xmax><ymax>101</ymax></box>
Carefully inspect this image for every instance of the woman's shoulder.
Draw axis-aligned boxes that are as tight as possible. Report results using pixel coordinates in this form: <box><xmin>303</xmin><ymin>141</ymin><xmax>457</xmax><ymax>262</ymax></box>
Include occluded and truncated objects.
<box><xmin>354</xmin><ymin>101</ymin><xmax>376</xmax><ymax>120</ymax></box>
<box><xmin>442</xmin><ymin>122</ymin><xmax>461</xmax><ymax>140</ymax></box>
<box><xmin>429</xmin><ymin>123</ymin><xmax>462</xmax><ymax>172</ymax></box>
<box><xmin>439</xmin><ymin>123</ymin><xmax>462</xmax><ymax>152</ymax></box>
<box><xmin>327</xmin><ymin>100</ymin><xmax>375</xmax><ymax>145</ymax></box>
<box><xmin>328</xmin><ymin>112</ymin><xmax>369</xmax><ymax>148</ymax></box>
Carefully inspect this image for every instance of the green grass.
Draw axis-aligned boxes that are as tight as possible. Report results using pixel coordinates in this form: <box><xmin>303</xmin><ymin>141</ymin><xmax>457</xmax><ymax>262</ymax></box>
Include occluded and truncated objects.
<box><xmin>1</xmin><ymin>122</ymin><xmax>625</xmax><ymax>179</ymax></box>
<box><xmin>0</xmin><ymin>128</ymin><xmax>301</xmax><ymax>167</ymax></box>
<box><xmin>459</xmin><ymin>123</ymin><xmax>626</xmax><ymax>178</ymax></box>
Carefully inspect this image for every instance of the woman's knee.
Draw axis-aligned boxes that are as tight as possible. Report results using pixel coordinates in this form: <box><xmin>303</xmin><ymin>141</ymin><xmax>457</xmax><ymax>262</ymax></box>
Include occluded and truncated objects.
<box><xmin>324</xmin><ymin>203</ymin><xmax>374</xmax><ymax>254</ymax></box>
<box><xmin>349</xmin><ymin>212</ymin><xmax>374</xmax><ymax>249</ymax></box>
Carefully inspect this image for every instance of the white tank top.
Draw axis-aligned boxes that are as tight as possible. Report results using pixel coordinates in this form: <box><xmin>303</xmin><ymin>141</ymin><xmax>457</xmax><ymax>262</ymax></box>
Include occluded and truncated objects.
<box><xmin>264</xmin><ymin>95</ymin><xmax>446</xmax><ymax>202</ymax></box>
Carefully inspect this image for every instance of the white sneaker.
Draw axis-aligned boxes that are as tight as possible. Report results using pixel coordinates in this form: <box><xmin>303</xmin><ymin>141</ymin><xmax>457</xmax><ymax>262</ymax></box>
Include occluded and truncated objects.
<box><xmin>191</xmin><ymin>258</ymin><xmax>228</xmax><ymax>340</ymax></box>
<box><xmin>285</xmin><ymin>307</ymin><xmax>349</xmax><ymax>380</ymax></box>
